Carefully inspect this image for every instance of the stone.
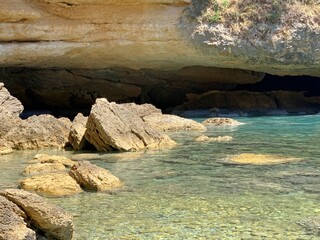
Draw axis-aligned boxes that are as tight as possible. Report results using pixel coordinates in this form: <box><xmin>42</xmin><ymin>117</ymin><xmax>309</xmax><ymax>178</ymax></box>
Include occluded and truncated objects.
<box><xmin>69</xmin><ymin>161</ymin><xmax>123</xmax><ymax>192</ymax></box>
<box><xmin>0</xmin><ymin>83</ymin><xmax>24</xmax><ymax>117</ymax></box>
<box><xmin>85</xmin><ymin>98</ymin><xmax>176</xmax><ymax>151</ymax></box>
<box><xmin>142</xmin><ymin>113</ymin><xmax>206</xmax><ymax>132</ymax></box>
<box><xmin>23</xmin><ymin>163</ymin><xmax>66</xmax><ymax>175</ymax></box>
<box><xmin>28</xmin><ymin>154</ymin><xmax>76</xmax><ymax>167</ymax></box>
<box><xmin>226</xmin><ymin>153</ymin><xmax>301</xmax><ymax>165</ymax></box>
<box><xmin>195</xmin><ymin>135</ymin><xmax>233</xmax><ymax>142</ymax></box>
<box><xmin>68</xmin><ymin>113</ymin><xmax>88</xmax><ymax>150</ymax></box>
<box><xmin>0</xmin><ymin>195</ymin><xmax>36</xmax><ymax>240</ymax></box>
<box><xmin>2</xmin><ymin>115</ymin><xmax>71</xmax><ymax>150</ymax></box>
<box><xmin>0</xmin><ymin>141</ymin><xmax>13</xmax><ymax>155</ymax></box>
<box><xmin>121</xmin><ymin>103</ymin><xmax>162</xmax><ymax>117</ymax></box>
<box><xmin>0</xmin><ymin>114</ymin><xmax>22</xmax><ymax>138</ymax></box>
<box><xmin>20</xmin><ymin>173</ymin><xmax>83</xmax><ymax>197</ymax></box>
<box><xmin>202</xmin><ymin>118</ymin><xmax>243</xmax><ymax>126</ymax></box>
<box><xmin>0</xmin><ymin>189</ymin><xmax>74</xmax><ymax>240</ymax></box>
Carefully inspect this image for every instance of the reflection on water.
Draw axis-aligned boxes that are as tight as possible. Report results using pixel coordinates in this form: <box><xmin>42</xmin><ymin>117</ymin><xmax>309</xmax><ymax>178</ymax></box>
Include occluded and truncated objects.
<box><xmin>1</xmin><ymin>115</ymin><xmax>320</xmax><ymax>239</ymax></box>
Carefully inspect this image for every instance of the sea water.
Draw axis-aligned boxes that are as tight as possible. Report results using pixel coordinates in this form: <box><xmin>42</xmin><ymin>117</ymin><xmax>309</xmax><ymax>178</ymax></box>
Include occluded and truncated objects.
<box><xmin>1</xmin><ymin>115</ymin><xmax>320</xmax><ymax>239</ymax></box>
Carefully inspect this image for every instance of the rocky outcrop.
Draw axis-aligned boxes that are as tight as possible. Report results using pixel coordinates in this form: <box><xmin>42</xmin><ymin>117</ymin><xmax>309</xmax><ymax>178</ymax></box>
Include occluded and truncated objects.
<box><xmin>1</xmin><ymin>115</ymin><xmax>71</xmax><ymax>150</ymax></box>
<box><xmin>143</xmin><ymin>113</ymin><xmax>206</xmax><ymax>132</ymax></box>
<box><xmin>68</xmin><ymin>113</ymin><xmax>88</xmax><ymax>151</ymax></box>
<box><xmin>0</xmin><ymin>195</ymin><xmax>36</xmax><ymax>240</ymax></box>
<box><xmin>121</xmin><ymin>103</ymin><xmax>162</xmax><ymax>118</ymax></box>
<box><xmin>29</xmin><ymin>154</ymin><xmax>76</xmax><ymax>167</ymax></box>
<box><xmin>0</xmin><ymin>114</ymin><xmax>22</xmax><ymax>138</ymax></box>
<box><xmin>0</xmin><ymin>83</ymin><xmax>23</xmax><ymax>117</ymax></box>
<box><xmin>0</xmin><ymin>189</ymin><xmax>74</xmax><ymax>240</ymax></box>
<box><xmin>175</xmin><ymin>91</ymin><xmax>320</xmax><ymax>115</ymax></box>
<box><xmin>69</xmin><ymin>161</ymin><xmax>123</xmax><ymax>192</ymax></box>
<box><xmin>23</xmin><ymin>163</ymin><xmax>66</xmax><ymax>175</ymax></box>
<box><xmin>195</xmin><ymin>135</ymin><xmax>233</xmax><ymax>142</ymax></box>
<box><xmin>0</xmin><ymin>1</ymin><xmax>318</xmax><ymax>77</ymax></box>
<box><xmin>202</xmin><ymin>118</ymin><xmax>243</xmax><ymax>126</ymax></box>
<box><xmin>85</xmin><ymin>98</ymin><xmax>176</xmax><ymax>151</ymax></box>
<box><xmin>20</xmin><ymin>173</ymin><xmax>83</xmax><ymax>197</ymax></box>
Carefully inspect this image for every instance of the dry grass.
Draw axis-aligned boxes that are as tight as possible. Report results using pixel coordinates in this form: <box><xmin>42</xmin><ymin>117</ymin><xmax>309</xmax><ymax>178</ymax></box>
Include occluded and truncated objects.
<box><xmin>203</xmin><ymin>0</ymin><xmax>320</xmax><ymax>32</ymax></box>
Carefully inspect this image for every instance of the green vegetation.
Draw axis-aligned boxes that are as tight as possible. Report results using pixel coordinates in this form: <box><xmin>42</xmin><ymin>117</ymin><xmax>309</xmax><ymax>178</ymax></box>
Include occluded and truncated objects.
<box><xmin>204</xmin><ymin>0</ymin><xmax>320</xmax><ymax>31</ymax></box>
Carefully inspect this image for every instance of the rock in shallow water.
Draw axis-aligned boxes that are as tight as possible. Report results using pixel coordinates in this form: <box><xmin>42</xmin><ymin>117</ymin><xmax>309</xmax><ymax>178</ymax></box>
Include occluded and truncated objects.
<box><xmin>202</xmin><ymin>118</ymin><xmax>243</xmax><ymax>126</ymax></box>
<box><xmin>226</xmin><ymin>153</ymin><xmax>301</xmax><ymax>165</ymax></box>
<box><xmin>195</xmin><ymin>135</ymin><xmax>233</xmax><ymax>142</ymax></box>
<box><xmin>29</xmin><ymin>154</ymin><xmax>76</xmax><ymax>168</ymax></box>
<box><xmin>143</xmin><ymin>113</ymin><xmax>206</xmax><ymax>132</ymax></box>
<box><xmin>0</xmin><ymin>195</ymin><xmax>36</xmax><ymax>240</ymax></box>
<box><xmin>0</xmin><ymin>189</ymin><xmax>74</xmax><ymax>240</ymax></box>
<box><xmin>69</xmin><ymin>161</ymin><xmax>123</xmax><ymax>192</ymax></box>
<box><xmin>85</xmin><ymin>98</ymin><xmax>176</xmax><ymax>151</ymax></box>
<box><xmin>20</xmin><ymin>173</ymin><xmax>83</xmax><ymax>197</ymax></box>
<box><xmin>23</xmin><ymin>163</ymin><xmax>66</xmax><ymax>176</ymax></box>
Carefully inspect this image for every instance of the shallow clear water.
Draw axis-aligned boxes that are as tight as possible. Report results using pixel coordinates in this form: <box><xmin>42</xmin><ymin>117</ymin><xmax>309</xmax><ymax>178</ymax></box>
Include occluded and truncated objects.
<box><xmin>2</xmin><ymin>115</ymin><xmax>320</xmax><ymax>239</ymax></box>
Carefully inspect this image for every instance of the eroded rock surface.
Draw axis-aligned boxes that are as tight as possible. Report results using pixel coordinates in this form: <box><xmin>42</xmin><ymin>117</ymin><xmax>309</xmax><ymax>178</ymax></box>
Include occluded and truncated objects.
<box><xmin>0</xmin><ymin>195</ymin><xmax>36</xmax><ymax>240</ymax></box>
<box><xmin>85</xmin><ymin>98</ymin><xmax>176</xmax><ymax>151</ymax></box>
<box><xmin>0</xmin><ymin>83</ymin><xmax>23</xmax><ymax>117</ymax></box>
<box><xmin>23</xmin><ymin>163</ymin><xmax>66</xmax><ymax>176</ymax></box>
<box><xmin>20</xmin><ymin>173</ymin><xmax>83</xmax><ymax>197</ymax></box>
<box><xmin>202</xmin><ymin>118</ymin><xmax>243</xmax><ymax>126</ymax></box>
<box><xmin>195</xmin><ymin>135</ymin><xmax>233</xmax><ymax>142</ymax></box>
<box><xmin>0</xmin><ymin>189</ymin><xmax>74</xmax><ymax>240</ymax></box>
<box><xmin>68</xmin><ymin>113</ymin><xmax>88</xmax><ymax>150</ymax></box>
<box><xmin>69</xmin><ymin>161</ymin><xmax>123</xmax><ymax>192</ymax></box>
<box><xmin>143</xmin><ymin>113</ymin><xmax>206</xmax><ymax>132</ymax></box>
<box><xmin>29</xmin><ymin>154</ymin><xmax>76</xmax><ymax>167</ymax></box>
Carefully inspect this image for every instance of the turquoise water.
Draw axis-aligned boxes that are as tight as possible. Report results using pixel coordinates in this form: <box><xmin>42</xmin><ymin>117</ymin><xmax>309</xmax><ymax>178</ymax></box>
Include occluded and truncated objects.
<box><xmin>1</xmin><ymin>115</ymin><xmax>320</xmax><ymax>239</ymax></box>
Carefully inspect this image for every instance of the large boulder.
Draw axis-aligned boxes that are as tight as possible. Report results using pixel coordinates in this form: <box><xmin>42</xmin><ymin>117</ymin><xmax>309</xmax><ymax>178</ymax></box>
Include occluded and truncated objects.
<box><xmin>69</xmin><ymin>161</ymin><xmax>123</xmax><ymax>192</ymax></box>
<box><xmin>0</xmin><ymin>189</ymin><xmax>74</xmax><ymax>240</ymax></box>
<box><xmin>20</xmin><ymin>173</ymin><xmax>83</xmax><ymax>197</ymax></box>
<box><xmin>143</xmin><ymin>113</ymin><xmax>206</xmax><ymax>132</ymax></box>
<box><xmin>23</xmin><ymin>163</ymin><xmax>66</xmax><ymax>176</ymax></box>
<box><xmin>121</xmin><ymin>103</ymin><xmax>162</xmax><ymax>118</ymax></box>
<box><xmin>2</xmin><ymin>115</ymin><xmax>71</xmax><ymax>150</ymax></box>
<box><xmin>0</xmin><ymin>83</ymin><xmax>24</xmax><ymax>117</ymax></box>
<box><xmin>28</xmin><ymin>154</ymin><xmax>76</xmax><ymax>167</ymax></box>
<box><xmin>68</xmin><ymin>113</ymin><xmax>88</xmax><ymax>151</ymax></box>
<box><xmin>85</xmin><ymin>98</ymin><xmax>176</xmax><ymax>151</ymax></box>
<box><xmin>0</xmin><ymin>195</ymin><xmax>36</xmax><ymax>240</ymax></box>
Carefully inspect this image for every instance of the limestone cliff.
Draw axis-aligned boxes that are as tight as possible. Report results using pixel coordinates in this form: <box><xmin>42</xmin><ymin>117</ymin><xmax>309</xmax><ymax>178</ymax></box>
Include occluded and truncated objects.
<box><xmin>0</xmin><ymin>0</ymin><xmax>319</xmax><ymax>76</ymax></box>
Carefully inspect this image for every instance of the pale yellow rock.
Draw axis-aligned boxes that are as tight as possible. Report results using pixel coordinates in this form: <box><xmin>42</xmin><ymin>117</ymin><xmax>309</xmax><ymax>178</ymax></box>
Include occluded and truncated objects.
<box><xmin>143</xmin><ymin>114</ymin><xmax>206</xmax><ymax>132</ymax></box>
<box><xmin>202</xmin><ymin>118</ymin><xmax>243</xmax><ymax>126</ymax></box>
<box><xmin>29</xmin><ymin>154</ymin><xmax>76</xmax><ymax>167</ymax></box>
<box><xmin>227</xmin><ymin>153</ymin><xmax>301</xmax><ymax>165</ymax></box>
<box><xmin>23</xmin><ymin>163</ymin><xmax>66</xmax><ymax>175</ymax></box>
<box><xmin>20</xmin><ymin>173</ymin><xmax>83</xmax><ymax>197</ymax></box>
<box><xmin>195</xmin><ymin>135</ymin><xmax>233</xmax><ymax>142</ymax></box>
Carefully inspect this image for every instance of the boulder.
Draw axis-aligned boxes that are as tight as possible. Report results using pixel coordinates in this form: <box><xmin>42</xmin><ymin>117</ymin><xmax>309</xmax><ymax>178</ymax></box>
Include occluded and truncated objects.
<box><xmin>23</xmin><ymin>163</ymin><xmax>66</xmax><ymax>176</ymax></box>
<box><xmin>0</xmin><ymin>114</ymin><xmax>22</xmax><ymax>138</ymax></box>
<box><xmin>0</xmin><ymin>83</ymin><xmax>24</xmax><ymax>117</ymax></box>
<box><xmin>226</xmin><ymin>153</ymin><xmax>301</xmax><ymax>165</ymax></box>
<box><xmin>85</xmin><ymin>98</ymin><xmax>176</xmax><ymax>151</ymax></box>
<box><xmin>28</xmin><ymin>154</ymin><xmax>76</xmax><ymax>167</ymax></box>
<box><xmin>20</xmin><ymin>173</ymin><xmax>83</xmax><ymax>197</ymax></box>
<box><xmin>121</xmin><ymin>103</ymin><xmax>162</xmax><ymax>118</ymax></box>
<box><xmin>69</xmin><ymin>161</ymin><xmax>123</xmax><ymax>192</ymax></box>
<box><xmin>68</xmin><ymin>113</ymin><xmax>88</xmax><ymax>150</ymax></box>
<box><xmin>2</xmin><ymin>115</ymin><xmax>71</xmax><ymax>150</ymax></box>
<box><xmin>0</xmin><ymin>195</ymin><xmax>36</xmax><ymax>240</ymax></box>
<box><xmin>195</xmin><ymin>135</ymin><xmax>233</xmax><ymax>142</ymax></box>
<box><xmin>142</xmin><ymin>114</ymin><xmax>206</xmax><ymax>132</ymax></box>
<box><xmin>0</xmin><ymin>189</ymin><xmax>74</xmax><ymax>240</ymax></box>
<box><xmin>202</xmin><ymin>118</ymin><xmax>243</xmax><ymax>126</ymax></box>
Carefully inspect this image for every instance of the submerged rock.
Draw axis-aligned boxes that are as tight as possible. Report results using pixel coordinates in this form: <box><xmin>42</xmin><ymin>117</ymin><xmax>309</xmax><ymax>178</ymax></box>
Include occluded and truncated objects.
<box><xmin>0</xmin><ymin>189</ymin><xmax>74</xmax><ymax>240</ymax></box>
<box><xmin>69</xmin><ymin>161</ymin><xmax>123</xmax><ymax>192</ymax></box>
<box><xmin>0</xmin><ymin>114</ymin><xmax>22</xmax><ymax>138</ymax></box>
<box><xmin>23</xmin><ymin>163</ymin><xmax>66</xmax><ymax>176</ymax></box>
<box><xmin>226</xmin><ymin>153</ymin><xmax>301</xmax><ymax>165</ymax></box>
<box><xmin>85</xmin><ymin>98</ymin><xmax>176</xmax><ymax>151</ymax></box>
<box><xmin>0</xmin><ymin>82</ymin><xmax>24</xmax><ymax>117</ymax></box>
<box><xmin>143</xmin><ymin>113</ymin><xmax>206</xmax><ymax>132</ymax></box>
<box><xmin>68</xmin><ymin>113</ymin><xmax>89</xmax><ymax>151</ymax></box>
<box><xmin>202</xmin><ymin>118</ymin><xmax>243</xmax><ymax>126</ymax></box>
<box><xmin>195</xmin><ymin>135</ymin><xmax>233</xmax><ymax>142</ymax></box>
<box><xmin>20</xmin><ymin>173</ymin><xmax>83</xmax><ymax>197</ymax></box>
<box><xmin>29</xmin><ymin>154</ymin><xmax>76</xmax><ymax>168</ymax></box>
<box><xmin>2</xmin><ymin>115</ymin><xmax>71</xmax><ymax>150</ymax></box>
<box><xmin>0</xmin><ymin>195</ymin><xmax>36</xmax><ymax>240</ymax></box>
